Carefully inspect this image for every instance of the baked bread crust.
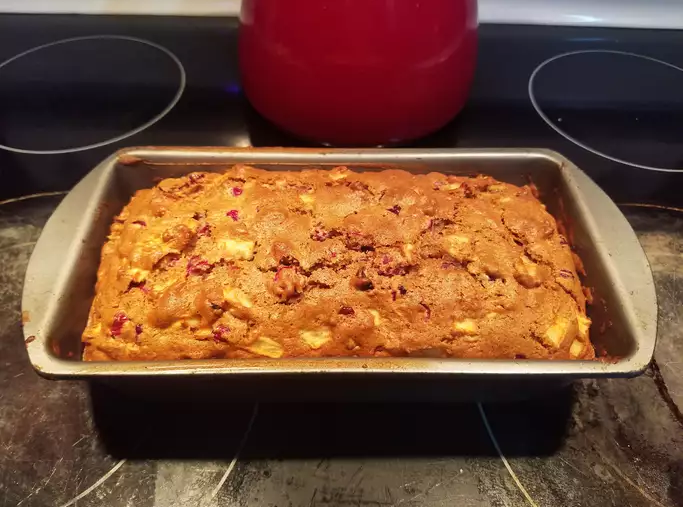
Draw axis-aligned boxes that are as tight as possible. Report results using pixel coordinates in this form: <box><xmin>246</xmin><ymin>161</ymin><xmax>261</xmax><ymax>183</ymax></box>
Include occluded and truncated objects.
<box><xmin>82</xmin><ymin>165</ymin><xmax>593</xmax><ymax>361</ymax></box>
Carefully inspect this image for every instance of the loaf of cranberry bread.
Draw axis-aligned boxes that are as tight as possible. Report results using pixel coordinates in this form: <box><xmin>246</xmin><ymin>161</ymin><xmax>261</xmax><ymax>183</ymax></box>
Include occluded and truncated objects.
<box><xmin>82</xmin><ymin>165</ymin><xmax>593</xmax><ymax>361</ymax></box>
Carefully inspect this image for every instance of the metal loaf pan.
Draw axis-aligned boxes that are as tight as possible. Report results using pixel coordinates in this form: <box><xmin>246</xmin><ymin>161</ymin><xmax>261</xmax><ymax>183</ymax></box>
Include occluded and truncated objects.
<box><xmin>22</xmin><ymin>148</ymin><xmax>657</xmax><ymax>399</ymax></box>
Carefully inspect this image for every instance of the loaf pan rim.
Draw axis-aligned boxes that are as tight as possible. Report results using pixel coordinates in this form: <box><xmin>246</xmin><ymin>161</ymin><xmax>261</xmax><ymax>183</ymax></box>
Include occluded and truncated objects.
<box><xmin>22</xmin><ymin>147</ymin><xmax>657</xmax><ymax>379</ymax></box>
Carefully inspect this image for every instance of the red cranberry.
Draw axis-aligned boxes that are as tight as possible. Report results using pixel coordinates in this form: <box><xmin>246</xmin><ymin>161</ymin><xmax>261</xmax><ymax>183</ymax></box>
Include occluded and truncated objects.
<box><xmin>132</xmin><ymin>220</ymin><xmax>147</xmax><ymax>227</ymax></box>
<box><xmin>398</xmin><ymin>285</ymin><xmax>407</xmax><ymax>295</ymax></box>
<box><xmin>197</xmin><ymin>223</ymin><xmax>211</xmax><ymax>237</ymax></box>
<box><xmin>135</xmin><ymin>324</ymin><xmax>143</xmax><ymax>335</ymax></box>
<box><xmin>386</xmin><ymin>205</ymin><xmax>401</xmax><ymax>215</ymax></box>
<box><xmin>213</xmin><ymin>325</ymin><xmax>231</xmax><ymax>342</ymax></box>
<box><xmin>339</xmin><ymin>306</ymin><xmax>355</xmax><ymax>315</ymax></box>
<box><xmin>376</xmin><ymin>253</ymin><xmax>408</xmax><ymax>275</ymax></box>
<box><xmin>186</xmin><ymin>256</ymin><xmax>212</xmax><ymax>276</ymax></box>
<box><xmin>111</xmin><ymin>312</ymin><xmax>129</xmax><ymax>337</ymax></box>
<box><xmin>226</xmin><ymin>209</ymin><xmax>239</xmax><ymax>221</ymax></box>
<box><xmin>128</xmin><ymin>281</ymin><xmax>149</xmax><ymax>294</ymax></box>
<box><xmin>311</xmin><ymin>228</ymin><xmax>329</xmax><ymax>241</ymax></box>
<box><xmin>231</xmin><ymin>187</ymin><xmax>243</xmax><ymax>197</ymax></box>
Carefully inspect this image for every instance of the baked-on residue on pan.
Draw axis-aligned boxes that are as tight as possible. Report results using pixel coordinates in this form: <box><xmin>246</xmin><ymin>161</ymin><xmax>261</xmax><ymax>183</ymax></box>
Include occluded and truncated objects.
<box><xmin>82</xmin><ymin>165</ymin><xmax>593</xmax><ymax>361</ymax></box>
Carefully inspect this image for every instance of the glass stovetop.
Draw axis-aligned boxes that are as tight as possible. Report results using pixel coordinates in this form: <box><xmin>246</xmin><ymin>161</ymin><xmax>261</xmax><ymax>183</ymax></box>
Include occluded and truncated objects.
<box><xmin>0</xmin><ymin>14</ymin><xmax>682</xmax><ymax>507</ymax></box>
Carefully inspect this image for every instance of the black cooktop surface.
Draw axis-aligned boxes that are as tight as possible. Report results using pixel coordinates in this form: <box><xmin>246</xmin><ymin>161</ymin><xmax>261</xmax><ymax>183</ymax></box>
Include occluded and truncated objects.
<box><xmin>0</xmin><ymin>14</ymin><xmax>682</xmax><ymax>507</ymax></box>
<box><xmin>0</xmin><ymin>15</ymin><xmax>682</xmax><ymax>204</ymax></box>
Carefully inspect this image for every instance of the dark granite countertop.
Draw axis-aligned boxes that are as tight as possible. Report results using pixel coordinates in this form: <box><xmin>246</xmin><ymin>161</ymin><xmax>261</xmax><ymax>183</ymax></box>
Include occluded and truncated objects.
<box><xmin>0</xmin><ymin>195</ymin><xmax>681</xmax><ymax>507</ymax></box>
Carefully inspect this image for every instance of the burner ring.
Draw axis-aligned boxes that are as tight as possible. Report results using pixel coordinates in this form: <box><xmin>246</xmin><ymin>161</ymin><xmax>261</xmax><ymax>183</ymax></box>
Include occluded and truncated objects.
<box><xmin>0</xmin><ymin>35</ymin><xmax>186</xmax><ymax>155</ymax></box>
<box><xmin>529</xmin><ymin>49</ymin><xmax>683</xmax><ymax>173</ymax></box>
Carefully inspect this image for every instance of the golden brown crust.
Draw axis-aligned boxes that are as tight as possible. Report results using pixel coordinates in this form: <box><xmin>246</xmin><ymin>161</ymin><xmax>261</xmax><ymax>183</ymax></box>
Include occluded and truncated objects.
<box><xmin>82</xmin><ymin>165</ymin><xmax>594</xmax><ymax>361</ymax></box>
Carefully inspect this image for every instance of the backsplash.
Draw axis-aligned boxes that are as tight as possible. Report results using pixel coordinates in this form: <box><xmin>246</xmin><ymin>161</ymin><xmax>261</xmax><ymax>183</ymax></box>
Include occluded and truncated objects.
<box><xmin>1</xmin><ymin>0</ymin><xmax>683</xmax><ymax>28</ymax></box>
<box><xmin>0</xmin><ymin>0</ymin><xmax>241</xmax><ymax>16</ymax></box>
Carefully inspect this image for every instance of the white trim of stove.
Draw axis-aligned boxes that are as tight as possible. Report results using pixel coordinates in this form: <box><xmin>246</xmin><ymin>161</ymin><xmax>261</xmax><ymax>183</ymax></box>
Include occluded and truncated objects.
<box><xmin>2</xmin><ymin>0</ymin><xmax>683</xmax><ymax>30</ymax></box>
<box><xmin>480</xmin><ymin>0</ymin><xmax>683</xmax><ymax>29</ymax></box>
<box><xmin>0</xmin><ymin>0</ymin><xmax>241</xmax><ymax>16</ymax></box>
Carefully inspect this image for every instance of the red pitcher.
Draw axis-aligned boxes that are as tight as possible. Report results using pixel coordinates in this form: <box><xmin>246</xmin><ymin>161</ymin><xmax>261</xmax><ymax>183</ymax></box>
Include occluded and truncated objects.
<box><xmin>239</xmin><ymin>0</ymin><xmax>478</xmax><ymax>146</ymax></box>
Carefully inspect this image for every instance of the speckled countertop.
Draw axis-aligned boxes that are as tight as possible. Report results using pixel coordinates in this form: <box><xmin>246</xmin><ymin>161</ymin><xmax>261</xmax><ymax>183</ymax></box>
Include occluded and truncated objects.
<box><xmin>0</xmin><ymin>195</ymin><xmax>681</xmax><ymax>507</ymax></box>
